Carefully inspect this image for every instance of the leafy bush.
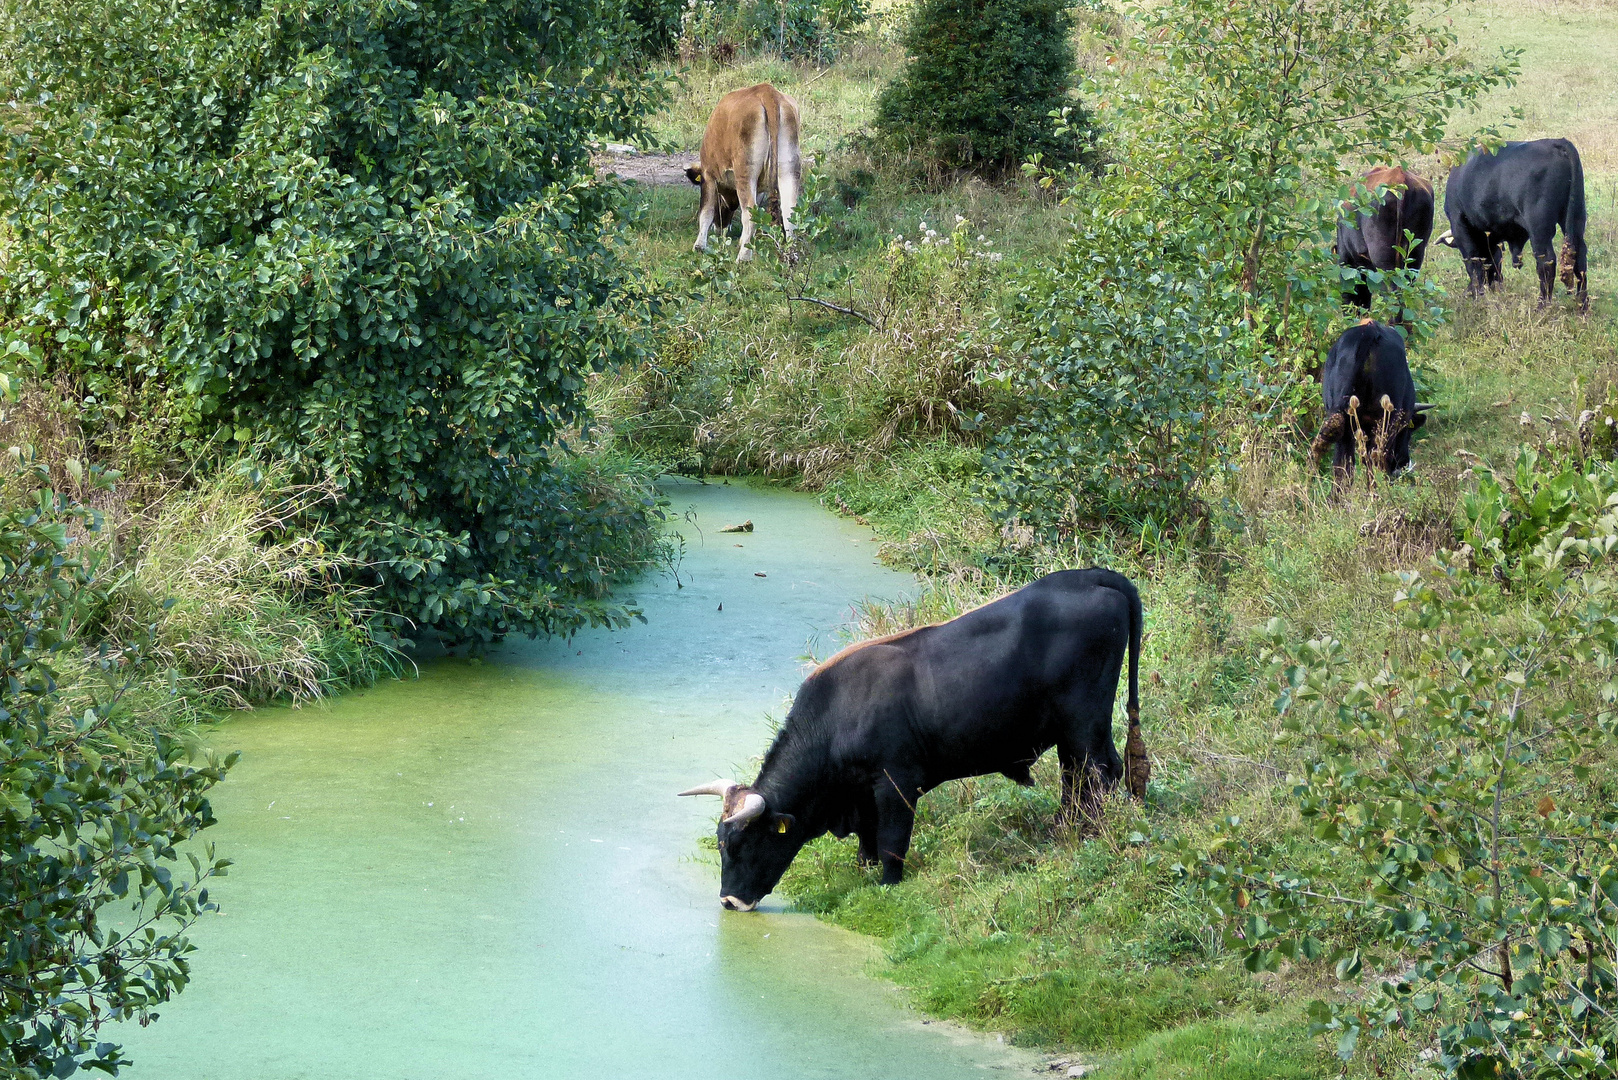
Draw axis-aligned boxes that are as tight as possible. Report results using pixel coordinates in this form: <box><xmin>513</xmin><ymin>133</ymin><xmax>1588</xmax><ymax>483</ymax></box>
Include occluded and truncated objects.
<box><xmin>981</xmin><ymin>215</ymin><xmax>1235</xmax><ymax>536</ymax></box>
<box><xmin>0</xmin><ymin>0</ymin><xmax>668</xmax><ymax>646</ymax></box>
<box><xmin>872</xmin><ymin>0</ymin><xmax>1082</xmax><ymax>175</ymax></box>
<box><xmin>681</xmin><ymin>0</ymin><xmax>868</xmax><ymax>62</ymax></box>
<box><xmin>981</xmin><ymin>0</ymin><xmax>1517</xmax><ymax>538</ymax></box>
<box><xmin>1188</xmin><ymin>449</ymin><xmax>1618</xmax><ymax>1075</ymax></box>
<box><xmin>628</xmin><ymin>0</ymin><xmax>688</xmax><ymax>55</ymax></box>
<box><xmin>1108</xmin><ymin>0</ymin><xmax>1516</xmax><ymax>305</ymax></box>
<box><xmin>1459</xmin><ymin>445</ymin><xmax>1618</xmax><ymax>570</ymax></box>
<box><xmin>0</xmin><ymin>477</ymin><xmax>233</xmax><ymax>1079</ymax></box>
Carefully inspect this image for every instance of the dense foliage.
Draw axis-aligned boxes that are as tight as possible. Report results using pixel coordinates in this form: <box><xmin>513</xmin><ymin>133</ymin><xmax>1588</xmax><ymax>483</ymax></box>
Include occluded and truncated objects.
<box><xmin>0</xmin><ymin>0</ymin><xmax>668</xmax><ymax>645</ymax></box>
<box><xmin>681</xmin><ymin>0</ymin><xmax>869</xmax><ymax>63</ymax></box>
<box><xmin>1111</xmin><ymin>0</ymin><xmax>1516</xmax><ymax>304</ymax></box>
<box><xmin>628</xmin><ymin>0</ymin><xmax>687</xmax><ymax>55</ymax></box>
<box><xmin>0</xmin><ymin>477</ymin><xmax>233</xmax><ymax>1079</ymax></box>
<box><xmin>982</xmin><ymin>216</ymin><xmax>1233</xmax><ymax>534</ymax></box>
<box><xmin>872</xmin><ymin>0</ymin><xmax>1082</xmax><ymax>175</ymax></box>
<box><xmin>1191</xmin><ymin>447</ymin><xmax>1618</xmax><ymax>1076</ymax></box>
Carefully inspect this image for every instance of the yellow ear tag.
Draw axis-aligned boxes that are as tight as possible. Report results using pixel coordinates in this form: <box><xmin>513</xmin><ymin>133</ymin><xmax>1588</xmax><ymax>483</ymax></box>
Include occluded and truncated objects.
<box><xmin>777</xmin><ymin>819</ymin><xmax>789</xmax><ymax>834</ymax></box>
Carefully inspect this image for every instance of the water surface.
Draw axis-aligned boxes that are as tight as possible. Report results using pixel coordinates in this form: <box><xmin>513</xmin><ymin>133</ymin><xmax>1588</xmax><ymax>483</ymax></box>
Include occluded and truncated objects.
<box><xmin>117</xmin><ymin>479</ymin><xmax>1036</xmax><ymax>1078</ymax></box>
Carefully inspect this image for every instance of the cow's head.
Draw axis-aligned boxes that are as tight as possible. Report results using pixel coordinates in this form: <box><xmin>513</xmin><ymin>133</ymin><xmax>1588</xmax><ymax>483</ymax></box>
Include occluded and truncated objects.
<box><xmin>678</xmin><ymin>780</ymin><xmax>800</xmax><ymax>910</ymax></box>
<box><xmin>1435</xmin><ymin>230</ymin><xmax>1457</xmax><ymax>249</ymax></box>
<box><xmin>684</xmin><ymin>164</ymin><xmax>703</xmax><ymax>185</ymax></box>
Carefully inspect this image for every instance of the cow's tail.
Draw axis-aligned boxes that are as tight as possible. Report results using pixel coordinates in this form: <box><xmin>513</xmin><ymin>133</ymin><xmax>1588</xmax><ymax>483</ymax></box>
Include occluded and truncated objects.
<box><xmin>1559</xmin><ymin>141</ymin><xmax>1587</xmax><ymax>291</ymax></box>
<box><xmin>760</xmin><ymin>96</ymin><xmax>781</xmax><ymax>195</ymax></box>
<box><xmin>1310</xmin><ymin>411</ymin><xmax>1346</xmax><ymax>461</ymax></box>
<box><xmin>1117</xmin><ymin>575</ymin><xmax>1149</xmax><ymax>801</ymax></box>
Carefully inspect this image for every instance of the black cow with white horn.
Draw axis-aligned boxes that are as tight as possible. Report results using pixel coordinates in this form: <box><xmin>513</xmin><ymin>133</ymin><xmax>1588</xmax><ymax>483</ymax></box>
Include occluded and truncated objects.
<box><xmin>680</xmin><ymin>569</ymin><xmax>1148</xmax><ymax>911</ymax></box>
<box><xmin>1438</xmin><ymin>138</ymin><xmax>1588</xmax><ymax>309</ymax></box>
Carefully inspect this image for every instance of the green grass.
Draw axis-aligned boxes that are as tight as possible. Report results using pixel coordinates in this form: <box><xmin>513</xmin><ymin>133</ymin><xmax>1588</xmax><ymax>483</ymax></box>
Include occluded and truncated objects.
<box><xmin>1099</xmin><ymin>1012</ymin><xmax>1328</xmax><ymax>1080</ymax></box>
<box><xmin>611</xmin><ymin>1</ymin><xmax>1618</xmax><ymax>1074</ymax></box>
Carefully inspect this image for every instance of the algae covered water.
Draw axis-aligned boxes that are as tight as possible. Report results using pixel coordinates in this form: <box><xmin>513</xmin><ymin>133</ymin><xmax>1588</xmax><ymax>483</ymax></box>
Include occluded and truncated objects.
<box><xmin>116</xmin><ymin>480</ymin><xmax>1036</xmax><ymax>1079</ymax></box>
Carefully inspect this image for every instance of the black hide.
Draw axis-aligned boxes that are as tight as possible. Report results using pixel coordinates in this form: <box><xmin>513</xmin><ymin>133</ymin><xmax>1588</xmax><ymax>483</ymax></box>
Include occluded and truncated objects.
<box><xmin>1313</xmin><ymin>320</ymin><xmax>1419</xmax><ymax>482</ymax></box>
<box><xmin>1443</xmin><ymin>138</ymin><xmax>1588</xmax><ymax>308</ymax></box>
<box><xmin>712</xmin><ymin>568</ymin><xmax>1143</xmax><ymax>907</ymax></box>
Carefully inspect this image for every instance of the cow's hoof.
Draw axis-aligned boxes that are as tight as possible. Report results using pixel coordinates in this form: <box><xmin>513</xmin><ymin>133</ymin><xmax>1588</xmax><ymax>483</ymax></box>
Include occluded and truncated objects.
<box><xmin>692</xmin><ymin>243</ymin><xmax>706</xmax><ymax>253</ymax></box>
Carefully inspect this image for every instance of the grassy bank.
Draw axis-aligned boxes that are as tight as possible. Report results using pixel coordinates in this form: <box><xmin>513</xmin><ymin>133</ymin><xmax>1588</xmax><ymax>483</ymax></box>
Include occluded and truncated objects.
<box><xmin>607</xmin><ymin>0</ymin><xmax>1618</xmax><ymax>1073</ymax></box>
<box><xmin>0</xmin><ymin>386</ymin><xmax>408</xmax><ymax>731</ymax></box>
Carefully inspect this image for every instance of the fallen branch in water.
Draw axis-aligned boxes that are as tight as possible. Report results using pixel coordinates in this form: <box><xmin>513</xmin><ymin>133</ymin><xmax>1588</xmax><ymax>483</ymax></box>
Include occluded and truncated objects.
<box><xmin>787</xmin><ymin>295</ymin><xmax>880</xmax><ymax>328</ymax></box>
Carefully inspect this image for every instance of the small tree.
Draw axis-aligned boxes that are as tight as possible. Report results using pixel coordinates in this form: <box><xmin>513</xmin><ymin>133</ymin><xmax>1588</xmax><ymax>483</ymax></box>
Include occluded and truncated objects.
<box><xmin>981</xmin><ymin>0</ymin><xmax>1518</xmax><ymax>538</ymax></box>
<box><xmin>1108</xmin><ymin>0</ymin><xmax>1517</xmax><ymax>307</ymax></box>
<box><xmin>981</xmin><ymin>214</ymin><xmax>1233</xmax><ymax>536</ymax></box>
<box><xmin>872</xmin><ymin>0</ymin><xmax>1083</xmax><ymax>176</ymax></box>
<box><xmin>0</xmin><ymin>473</ymin><xmax>233</xmax><ymax>1078</ymax></box>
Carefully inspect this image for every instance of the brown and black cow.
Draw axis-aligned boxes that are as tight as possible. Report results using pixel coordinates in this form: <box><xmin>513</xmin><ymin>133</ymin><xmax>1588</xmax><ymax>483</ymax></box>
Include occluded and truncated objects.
<box><xmin>1336</xmin><ymin>165</ymin><xmax>1435</xmax><ymax>309</ymax></box>
<box><xmin>684</xmin><ymin>83</ymin><xmax>802</xmax><ymax>262</ymax></box>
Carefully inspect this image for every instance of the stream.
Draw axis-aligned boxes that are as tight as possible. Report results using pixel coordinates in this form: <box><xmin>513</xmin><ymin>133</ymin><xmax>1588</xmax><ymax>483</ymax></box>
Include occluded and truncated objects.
<box><xmin>115</xmin><ymin>478</ymin><xmax>1037</xmax><ymax>1079</ymax></box>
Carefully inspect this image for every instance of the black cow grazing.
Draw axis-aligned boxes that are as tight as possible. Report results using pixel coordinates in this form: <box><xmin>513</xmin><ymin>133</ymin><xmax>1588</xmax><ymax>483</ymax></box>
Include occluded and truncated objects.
<box><xmin>1336</xmin><ymin>166</ymin><xmax>1435</xmax><ymax>309</ymax></box>
<box><xmin>679</xmin><ymin>569</ymin><xmax>1147</xmax><ymax>911</ymax></box>
<box><xmin>1311</xmin><ymin>319</ymin><xmax>1429</xmax><ymax>482</ymax></box>
<box><xmin>1439</xmin><ymin>138</ymin><xmax>1588</xmax><ymax>309</ymax></box>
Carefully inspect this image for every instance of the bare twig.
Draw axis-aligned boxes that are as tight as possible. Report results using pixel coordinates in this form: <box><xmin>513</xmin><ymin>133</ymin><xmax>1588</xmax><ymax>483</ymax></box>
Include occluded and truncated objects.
<box><xmin>786</xmin><ymin>294</ymin><xmax>880</xmax><ymax>328</ymax></box>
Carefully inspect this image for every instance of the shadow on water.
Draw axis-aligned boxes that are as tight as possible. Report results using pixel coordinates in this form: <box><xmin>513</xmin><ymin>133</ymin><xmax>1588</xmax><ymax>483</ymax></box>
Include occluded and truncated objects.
<box><xmin>114</xmin><ymin>479</ymin><xmax>1039</xmax><ymax>1079</ymax></box>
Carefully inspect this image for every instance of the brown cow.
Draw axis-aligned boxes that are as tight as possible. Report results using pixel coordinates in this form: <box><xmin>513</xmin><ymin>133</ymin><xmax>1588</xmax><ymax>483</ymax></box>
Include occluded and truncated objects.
<box><xmin>684</xmin><ymin>84</ymin><xmax>802</xmax><ymax>262</ymax></box>
<box><xmin>1335</xmin><ymin>165</ymin><xmax>1435</xmax><ymax>309</ymax></box>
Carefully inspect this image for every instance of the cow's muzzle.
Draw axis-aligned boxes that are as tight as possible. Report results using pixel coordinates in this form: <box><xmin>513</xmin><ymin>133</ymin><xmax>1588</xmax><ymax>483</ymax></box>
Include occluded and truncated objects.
<box><xmin>720</xmin><ymin>895</ymin><xmax>758</xmax><ymax>912</ymax></box>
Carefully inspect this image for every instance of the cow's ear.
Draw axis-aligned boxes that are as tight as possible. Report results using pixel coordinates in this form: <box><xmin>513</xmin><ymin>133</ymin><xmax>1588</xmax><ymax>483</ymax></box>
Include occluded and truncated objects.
<box><xmin>685</xmin><ymin>165</ymin><xmax>703</xmax><ymax>185</ymax></box>
<box><xmin>773</xmin><ymin>813</ymin><xmax>795</xmax><ymax>834</ymax></box>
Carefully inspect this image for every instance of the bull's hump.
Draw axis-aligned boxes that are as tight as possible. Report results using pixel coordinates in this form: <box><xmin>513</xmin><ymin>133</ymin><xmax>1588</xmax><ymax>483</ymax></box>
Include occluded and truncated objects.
<box><xmin>812</xmin><ymin>627</ymin><xmax>925</xmax><ymax>675</ymax></box>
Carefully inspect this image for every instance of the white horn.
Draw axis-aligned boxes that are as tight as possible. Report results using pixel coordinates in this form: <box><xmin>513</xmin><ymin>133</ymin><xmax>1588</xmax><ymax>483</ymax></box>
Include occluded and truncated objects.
<box><xmin>721</xmin><ymin>792</ymin><xmax>767</xmax><ymax>826</ymax></box>
<box><xmin>678</xmin><ymin>780</ymin><xmax>738</xmax><ymax>798</ymax></box>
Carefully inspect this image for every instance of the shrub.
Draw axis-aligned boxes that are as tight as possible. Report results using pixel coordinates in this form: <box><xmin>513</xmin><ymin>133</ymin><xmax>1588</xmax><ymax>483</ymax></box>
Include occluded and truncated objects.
<box><xmin>1109</xmin><ymin>0</ymin><xmax>1517</xmax><ymax>305</ymax></box>
<box><xmin>981</xmin><ymin>215</ymin><xmax>1235</xmax><ymax>536</ymax></box>
<box><xmin>0</xmin><ymin>0</ymin><xmax>668</xmax><ymax>646</ymax></box>
<box><xmin>681</xmin><ymin>0</ymin><xmax>868</xmax><ymax>62</ymax></box>
<box><xmin>981</xmin><ymin>0</ymin><xmax>1519</xmax><ymax>539</ymax></box>
<box><xmin>1187</xmin><ymin>448</ymin><xmax>1618</xmax><ymax>1075</ymax></box>
<box><xmin>872</xmin><ymin>0</ymin><xmax>1083</xmax><ymax>176</ymax></box>
<box><xmin>0</xmin><ymin>475</ymin><xmax>233</xmax><ymax>1079</ymax></box>
<box><xmin>628</xmin><ymin>0</ymin><xmax>687</xmax><ymax>55</ymax></box>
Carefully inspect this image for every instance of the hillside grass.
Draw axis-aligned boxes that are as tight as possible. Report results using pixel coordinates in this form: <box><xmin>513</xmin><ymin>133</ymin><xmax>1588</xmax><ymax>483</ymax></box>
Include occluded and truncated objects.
<box><xmin>608</xmin><ymin>1</ymin><xmax>1618</xmax><ymax>1074</ymax></box>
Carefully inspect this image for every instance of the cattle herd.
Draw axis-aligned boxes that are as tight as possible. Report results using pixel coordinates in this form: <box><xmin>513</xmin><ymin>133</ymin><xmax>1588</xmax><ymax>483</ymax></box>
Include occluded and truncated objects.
<box><xmin>1320</xmin><ymin>137</ymin><xmax>1589</xmax><ymax>482</ymax></box>
<box><xmin>679</xmin><ymin>89</ymin><xmax>1595</xmax><ymax>909</ymax></box>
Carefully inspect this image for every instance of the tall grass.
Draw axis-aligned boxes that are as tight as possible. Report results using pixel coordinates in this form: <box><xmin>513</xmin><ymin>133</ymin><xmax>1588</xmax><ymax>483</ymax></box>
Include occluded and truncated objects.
<box><xmin>0</xmin><ymin>382</ymin><xmax>407</xmax><ymax>718</ymax></box>
<box><xmin>101</xmin><ymin>466</ymin><xmax>408</xmax><ymax>709</ymax></box>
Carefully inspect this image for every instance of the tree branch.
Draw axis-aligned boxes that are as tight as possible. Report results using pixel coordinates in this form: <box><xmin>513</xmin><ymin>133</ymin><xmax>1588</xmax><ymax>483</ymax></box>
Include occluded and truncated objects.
<box><xmin>786</xmin><ymin>295</ymin><xmax>880</xmax><ymax>328</ymax></box>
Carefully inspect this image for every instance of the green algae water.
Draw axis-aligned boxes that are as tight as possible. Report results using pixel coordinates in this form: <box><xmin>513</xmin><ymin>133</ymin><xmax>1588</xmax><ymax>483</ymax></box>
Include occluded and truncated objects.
<box><xmin>116</xmin><ymin>479</ymin><xmax>1036</xmax><ymax>1079</ymax></box>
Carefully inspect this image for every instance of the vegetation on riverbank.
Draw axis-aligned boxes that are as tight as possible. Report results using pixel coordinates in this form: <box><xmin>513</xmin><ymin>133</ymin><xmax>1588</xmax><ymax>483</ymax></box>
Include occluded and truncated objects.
<box><xmin>606</xmin><ymin>0</ymin><xmax>1618</xmax><ymax>1073</ymax></box>
<box><xmin>0</xmin><ymin>1</ymin><xmax>674</xmax><ymax>1071</ymax></box>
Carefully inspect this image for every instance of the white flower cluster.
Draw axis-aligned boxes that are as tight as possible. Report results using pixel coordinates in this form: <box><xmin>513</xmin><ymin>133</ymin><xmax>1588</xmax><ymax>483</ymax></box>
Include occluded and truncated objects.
<box><xmin>890</xmin><ymin>216</ymin><xmax>1000</xmax><ymax>259</ymax></box>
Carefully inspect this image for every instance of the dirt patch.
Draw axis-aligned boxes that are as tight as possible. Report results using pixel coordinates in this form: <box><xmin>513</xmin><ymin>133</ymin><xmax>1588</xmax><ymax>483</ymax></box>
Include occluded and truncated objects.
<box><xmin>593</xmin><ymin>150</ymin><xmax>819</xmax><ymax>186</ymax></box>
<box><xmin>594</xmin><ymin>152</ymin><xmax>695</xmax><ymax>186</ymax></box>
